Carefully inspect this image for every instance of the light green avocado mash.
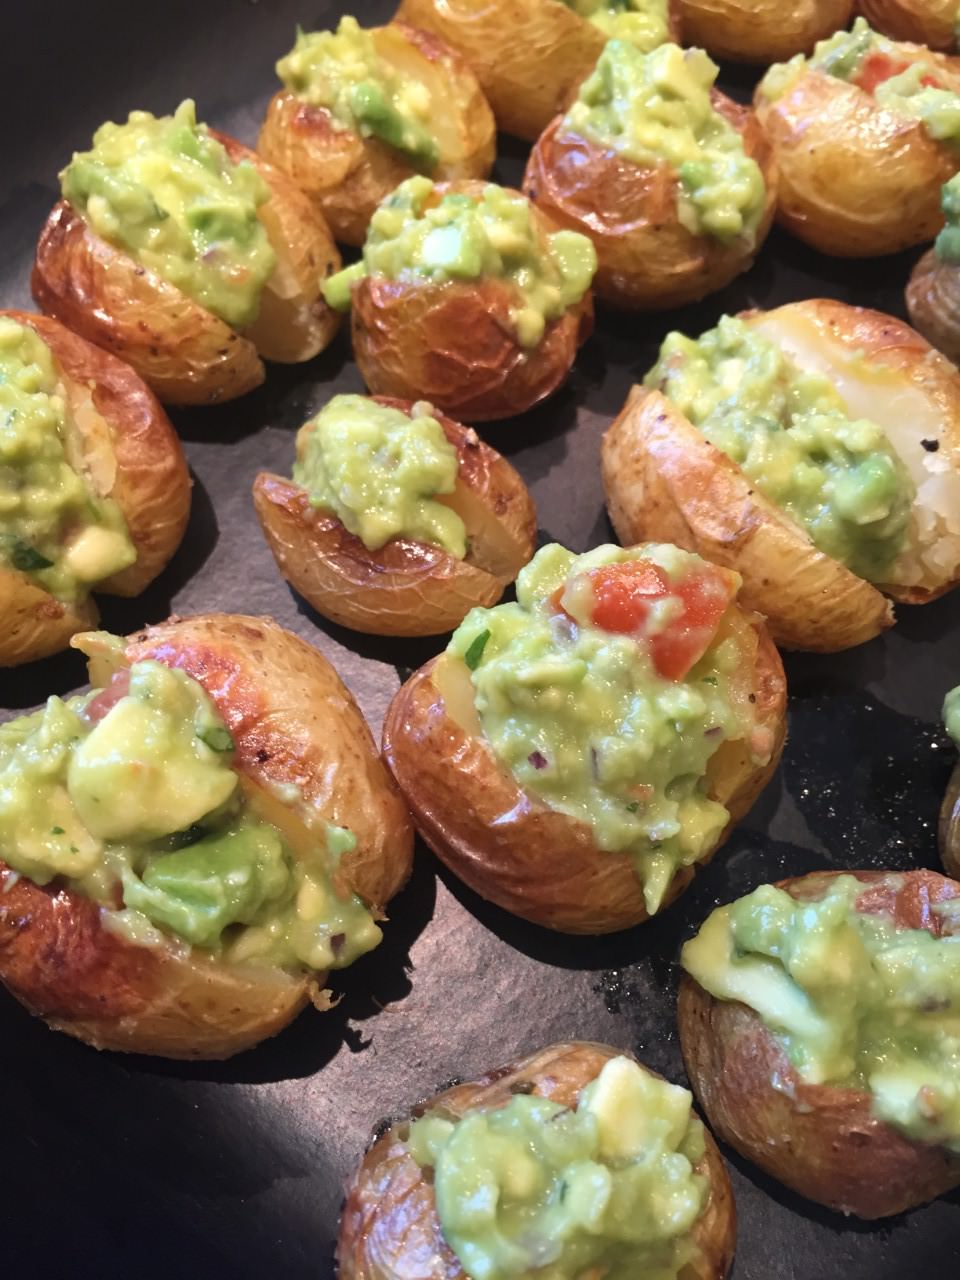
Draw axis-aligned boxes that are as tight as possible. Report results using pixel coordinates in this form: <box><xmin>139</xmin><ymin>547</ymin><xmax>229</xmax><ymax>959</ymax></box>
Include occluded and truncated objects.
<box><xmin>565</xmin><ymin>42</ymin><xmax>766</xmax><ymax>244</ymax></box>
<box><xmin>647</xmin><ymin>316</ymin><xmax>915</xmax><ymax>583</ymax></box>
<box><xmin>760</xmin><ymin>18</ymin><xmax>960</xmax><ymax>148</ymax></box>
<box><xmin>407</xmin><ymin>1055</ymin><xmax>707</xmax><ymax>1280</ymax></box>
<box><xmin>61</xmin><ymin>100</ymin><xmax>277</xmax><ymax>331</ymax></box>
<box><xmin>447</xmin><ymin>543</ymin><xmax>754</xmax><ymax>914</ymax></box>
<box><xmin>277</xmin><ymin>16</ymin><xmax>439</xmax><ymax>172</ymax></box>
<box><xmin>682</xmin><ymin>875</ymin><xmax>960</xmax><ymax>1153</ymax></box>
<box><xmin>560</xmin><ymin>0</ymin><xmax>671</xmax><ymax>50</ymax></box>
<box><xmin>0</xmin><ymin>317</ymin><xmax>135</xmax><ymax>603</ymax></box>
<box><xmin>0</xmin><ymin>648</ymin><xmax>379</xmax><ymax>971</ymax></box>
<box><xmin>936</xmin><ymin>173</ymin><xmax>960</xmax><ymax>262</ymax></box>
<box><xmin>293</xmin><ymin>394</ymin><xmax>466</xmax><ymax>556</ymax></box>
<box><xmin>945</xmin><ymin>686</ymin><xmax>960</xmax><ymax>747</ymax></box>
<box><xmin>322</xmin><ymin>177</ymin><xmax>596</xmax><ymax>349</ymax></box>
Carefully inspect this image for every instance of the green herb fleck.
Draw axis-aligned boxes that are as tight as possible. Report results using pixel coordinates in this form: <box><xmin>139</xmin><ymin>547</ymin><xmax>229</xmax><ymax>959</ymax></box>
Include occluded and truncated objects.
<box><xmin>464</xmin><ymin>630</ymin><xmax>491</xmax><ymax>672</ymax></box>
<box><xmin>625</xmin><ymin>801</ymin><xmax>640</xmax><ymax>814</ymax></box>
<box><xmin>702</xmin><ymin>676</ymin><xmax>718</xmax><ymax>686</ymax></box>
<box><xmin>51</xmin><ymin>826</ymin><xmax>65</xmax><ymax>835</ymax></box>
<box><xmin>198</xmin><ymin>726</ymin><xmax>234</xmax><ymax>753</ymax></box>
<box><xmin>6</xmin><ymin>538</ymin><xmax>54</xmax><ymax>572</ymax></box>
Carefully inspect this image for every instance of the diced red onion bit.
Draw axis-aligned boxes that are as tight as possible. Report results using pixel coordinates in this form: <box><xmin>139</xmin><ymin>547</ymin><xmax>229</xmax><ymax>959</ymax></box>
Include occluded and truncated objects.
<box><xmin>528</xmin><ymin>750</ymin><xmax>549</xmax><ymax>770</ymax></box>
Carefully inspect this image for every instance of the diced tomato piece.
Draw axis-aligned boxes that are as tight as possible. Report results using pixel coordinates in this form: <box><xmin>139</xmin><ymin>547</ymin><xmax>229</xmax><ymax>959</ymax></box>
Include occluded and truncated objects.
<box><xmin>853</xmin><ymin>52</ymin><xmax>939</xmax><ymax>94</ymax></box>
<box><xmin>83</xmin><ymin>670</ymin><xmax>131</xmax><ymax>724</ymax></box>
<box><xmin>570</xmin><ymin>559</ymin><xmax>739</xmax><ymax>681</ymax></box>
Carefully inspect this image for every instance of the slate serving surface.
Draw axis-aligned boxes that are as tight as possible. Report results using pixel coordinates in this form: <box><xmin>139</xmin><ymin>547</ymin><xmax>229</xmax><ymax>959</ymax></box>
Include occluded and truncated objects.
<box><xmin>1</xmin><ymin>2</ymin><xmax>958</xmax><ymax>1275</ymax></box>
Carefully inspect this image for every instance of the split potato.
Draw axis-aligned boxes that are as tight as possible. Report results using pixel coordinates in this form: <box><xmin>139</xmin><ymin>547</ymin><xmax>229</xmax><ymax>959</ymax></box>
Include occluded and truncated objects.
<box><xmin>32</xmin><ymin>135</ymin><xmax>341</xmax><ymax>405</ymax></box>
<box><xmin>0</xmin><ymin>310</ymin><xmax>190</xmax><ymax>667</ymax></box>
<box><xmin>858</xmin><ymin>0</ymin><xmax>958</xmax><ymax>50</ymax></box>
<box><xmin>394</xmin><ymin>0</ymin><xmax>683</xmax><ymax>141</ymax></box>
<box><xmin>253</xmin><ymin>397</ymin><xmax>536</xmax><ymax>637</ymax></box>
<box><xmin>678</xmin><ymin>0</ymin><xmax>854</xmax><ymax>63</ymax></box>
<box><xmin>679</xmin><ymin>868</ymin><xmax>960</xmax><ymax>1218</ymax></box>
<box><xmin>604</xmin><ymin>299</ymin><xmax>960</xmax><ymax>652</ymax></box>
<box><xmin>524</xmin><ymin>88</ymin><xmax>777</xmax><ymax>311</ymax></box>
<box><xmin>258</xmin><ymin>21</ymin><xmax>495</xmax><ymax>248</ymax></box>
<box><xmin>0</xmin><ymin>615</ymin><xmax>414</xmax><ymax>1058</ymax></box>
<box><xmin>337</xmin><ymin>1041</ymin><xmax>736</xmax><ymax>1279</ymax></box>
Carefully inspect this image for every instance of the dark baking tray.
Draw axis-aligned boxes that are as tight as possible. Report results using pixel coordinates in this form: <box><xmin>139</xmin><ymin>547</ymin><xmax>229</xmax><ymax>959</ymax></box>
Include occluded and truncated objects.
<box><xmin>2</xmin><ymin>2</ymin><xmax>959</xmax><ymax>1275</ymax></box>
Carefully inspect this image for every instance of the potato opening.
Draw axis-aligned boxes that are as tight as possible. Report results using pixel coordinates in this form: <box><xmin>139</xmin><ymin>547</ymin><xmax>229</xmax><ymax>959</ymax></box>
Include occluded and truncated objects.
<box><xmin>373</xmin><ymin>26</ymin><xmax>466</xmax><ymax>161</ymax></box>
<box><xmin>439</xmin><ymin>479</ymin><xmax>525</xmax><ymax>583</ymax></box>
<box><xmin>432</xmin><ymin>652</ymin><xmax>485</xmax><ymax>737</ymax></box>
<box><xmin>244</xmin><ymin>197</ymin><xmax>324</xmax><ymax>364</ymax></box>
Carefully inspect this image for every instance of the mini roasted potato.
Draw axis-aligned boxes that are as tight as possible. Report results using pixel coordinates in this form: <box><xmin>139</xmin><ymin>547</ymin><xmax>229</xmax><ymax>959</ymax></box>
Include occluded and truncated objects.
<box><xmin>906</xmin><ymin>174</ymin><xmax>960</xmax><ymax>363</ymax></box>
<box><xmin>605</xmin><ymin>299</ymin><xmax>960</xmax><ymax>652</ymax></box>
<box><xmin>942</xmin><ymin>688</ymin><xmax>960</xmax><ymax>877</ymax></box>
<box><xmin>0</xmin><ymin>310</ymin><xmax>189</xmax><ymax>668</ymax></box>
<box><xmin>678</xmin><ymin>0</ymin><xmax>854</xmax><ymax>63</ymax></box>
<box><xmin>258</xmin><ymin>18</ymin><xmax>496</xmax><ymax>248</ymax></box>
<box><xmin>383</xmin><ymin>543</ymin><xmax>787</xmax><ymax>934</ymax></box>
<box><xmin>859</xmin><ymin>0</ymin><xmax>959</xmax><ymax>50</ymax></box>
<box><xmin>395</xmin><ymin>0</ymin><xmax>682</xmax><ymax>142</ymax></box>
<box><xmin>679</xmin><ymin>869</ymin><xmax>960</xmax><ymax>1218</ymax></box>
<box><xmin>523</xmin><ymin>42</ymin><xmax>777</xmax><ymax>311</ymax></box>
<box><xmin>754</xmin><ymin>21</ymin><xmax>960</xmax><ymax>256</ymax></box>
<box><xmin>253</xmin><ymin>396</ymin><xmax>536</xmax><ymax>637</ymax></box>
<box><xmin>338</xmin><ymin>1041</ymin><xmax>736</xmax><ymax>1279</ymax></box>
<box><xmin>32</xmin><ymin>102</ymin><xmax>341</xmax><ymax>405</ymax></box>
<box><xmin>0</xmin><ymin>615</ymin><xmax>414</xmax><ymax>1058</ymax></box>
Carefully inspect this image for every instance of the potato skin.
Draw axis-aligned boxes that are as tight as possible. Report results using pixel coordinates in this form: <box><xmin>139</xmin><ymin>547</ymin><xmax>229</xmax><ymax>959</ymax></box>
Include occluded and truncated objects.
<box><xmin>858</xmin><ymin>0</ymin><xmax>958</xmax><ymax>50</ymax></box>
<box><xmin>0</xmin><ymin>311</ymin><xmax>190</xmax><ymax>667</ymax></box>
<box><xmin>337</xmin><ymin>1041</ymin><xmax>736</xmax><ymax>1280</ymax></box>
<box><xmin>679</xmin><ymin>869</ymin><xmax>960</xmax><ymax>1219</ymax></box>
<box><xmin>395</xmin><ymin>0</ymin><xmax>682</xmax><ymax>141</ymax></box>
<box><xmin>524</xmin><ymin>91</ymin><xmax>777</xmax><ymax>311</ymax></box>
<box><xmin>258</xmin><ymin>23</ymin><xmax>496</xmax><ymax>248</ymax></box>
<box><xmin>754</xmin><ymin>51</ymin><xmax>960</xmax><ymax>256</ymax></box>
<box><xmin>678</xmin><ymin>0</ymin><xmax>854</xmax><ymax>63</ymax></box>
<box><xmin>941</xmin><ymin>762</ymin><xmax>960</xmax><ymax>879</ymax></box>
<box><xmin>906</xmin><ymin>248</ymin><xmax>960</xmax><ymax>367</ymax></box>
<box><xmin>253</xmin><ymin>399</ymin><xmax>536</xmax><ymax>637</ymax></box>
<box><xmin>382</xmin><ymin>613</ymin><xmax>786</xmax><ymax>934</ymax></box>
<box><xmin>0</xmin><ymin>614</ymin><xmax>414</xmax><ymax>1058</ymax></box>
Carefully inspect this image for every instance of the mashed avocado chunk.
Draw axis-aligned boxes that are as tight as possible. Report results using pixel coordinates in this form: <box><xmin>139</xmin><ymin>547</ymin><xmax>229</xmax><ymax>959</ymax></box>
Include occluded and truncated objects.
<box><xmin>647</xmin><ymin>315</ymin><xmax>915</xmax><ymax>583</ymax></box>
<box><xmin>407</xmin><ymin>1055</ymin><xmax>707</xmax><ymax>1280</ymax></box>
<box><xmin>322</xmin><ymin>176</ymin><xmax>596</xmax><ymax>349</ymax></box>
<box><xmin>561</xmin><ymin>0</ymin><xmax>671</xmax><ymax>50</ymax></box>
<box><xmin>293</xmin><ymin>394</ymin><xmax>466</xmax><ymax>556</ymax></box>
<box><xmin>682</xmin><ymin>875</ymin><xmax>960</xmax><ymax>1153</ymax></box>
<box><xmin>0</xmin><ymin>317</ymin><xmax>134</xmax><ymax>603</ymax></box>
<box><xmin>277</xmin><ymin>16</ymin><xmax>439</xmax><ymax>172</ymax></box>
<box><xmin>0</xmin><ymin>646</ymin><xmax>379</xmax><ymax>971</ymax></box>
<box><xmin>937</xmin><ymin>173</ymin><xmax>960</xmax><ymax>262</ymax></box>
<box><xmin>61</xmin><ymin>100</ymin><xmax>277</xmax><ymax>330</ymax></box>
<box><xmin>565</xmin><ymin>42</ymin><xmax>766</xmax><ymax>244</ymax></box>
<box><xmin>945</xmin><ymin>686</ymin><xmax>960</xmax><ymax>748</ymax></box>
<box><xmin>447</xmin><ymin>543</ymin><xmax>756</xmax><ymax>914</ymax></box>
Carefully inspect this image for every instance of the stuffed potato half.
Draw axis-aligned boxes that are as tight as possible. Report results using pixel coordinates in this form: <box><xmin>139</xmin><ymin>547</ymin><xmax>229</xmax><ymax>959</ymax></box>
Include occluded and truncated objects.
<box><xmin>394</xmin><ymin>0</ymin><xmax>683</xmax><ymax>142</ymax></box>
<box><xmin>258</xmin><ymin>18</ymin><xmax>495</xmax><ymax>249</ymax></box>
<box><xmin>338</xmin><ymin>1041</ymin><xmax>736</xmax><ymax>1279</ymax></box>
<box><xmin>32</xmin><ymin>101</ymin><xmax>341</xmax><ymax>405</ymax></box>
<box><xmin>677</xmin><ymin>0</ymin><xmax>854</xmax><ymax>64</ymax></box>
<box><xmin>253</xmin><ymin>395</ymin><xmax>536</xmax><ymax>637</ymax></box>
<box><xmin>0</xmin><ymin>615</ymin><xmax>413</xmax><ymax>1058</ymax></box>
<box><xmin>604</xmin><ymin>299</ymin><xmax>960</xmax><ymax>652</ymax></box>
<box><xmin>382</xmin><ymin>542</ymin><xmax>786</xmax><ymax>935</ymax></box>
<box><xmin>0</xmin><ymin>310</ymin><xmax>189</xmax><ymax>667</ymax></box>
<box><xmin>858</xmin><ymin>0</ymin><xmax>959</xmax><ymax>51</ymax></box>
<box><xmin>679</xmin><ymin>869</ymin><xmax>960</xmax><ymax>1218</ymax></box>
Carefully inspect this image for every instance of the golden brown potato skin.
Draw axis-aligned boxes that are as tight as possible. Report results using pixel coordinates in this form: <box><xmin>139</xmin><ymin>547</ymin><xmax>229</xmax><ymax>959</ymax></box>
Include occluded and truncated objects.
<box><xmin>678</xmin><ymin>0</ymin><xmax>853</xmax><ymax>63</ymax></box>
<box><xmin>754</xmin><ymin>49</ymin><xmax>960</xmax><ymax>256</ymax></box>
<box><xmin>602</xmin><ymin>386</ymin><xmax>894</xmax><ymax>652</ymax></box>
<box><xmin>0</xmin><ymin>311</ymin><xmax>190</xmax><ymax>667</ymax></box>
<box><xmin>0</xmin><ymin>615</ymin><xmax>414</xmax><ymax>1058</ymax></box>
<box><xmin>524</xmin><ymin>91</ymin><xmax>777</xmax><ymax>311</ymax></box>
<box><xmin>679</xmin><ymin>869</ymin><xmax>960</xmax><ymax>1219</ymax></box>
<box><xmin>906</xmin><ymin>248</ymin><xmax>960</xmax><ymax>366</ymax></box>
<box><xmin>337</xmin><ymin>1041</ymin><xmax>736</xmax><ymax>1280</ymax></box>
<box><xmin>258</xmin><ymin>23</ymin><xmax>496</xmax><ymax>248</ymax></box>
<box><xmin>254</xmin><ymin>399</ymin><xmax>537</xmax><ymax>636</ymax></box>
<box><xmin>382</xmin><ymin>612</ymin><xmax>786</xmax><ymax>934</ymax></box>
<box><xmin>941</xmin><ymin>762</ymin><xmax>960</xmax><ymax>879</ymax></box>
<box><xmin>859</xmin><ymin>0</ymin><xmax>958</xmax><ymax>50</ymax></box>
<box><xmin>395</xmin><ymin>0</ymin><xmax>682</xmax><ymax>141</ymax></box>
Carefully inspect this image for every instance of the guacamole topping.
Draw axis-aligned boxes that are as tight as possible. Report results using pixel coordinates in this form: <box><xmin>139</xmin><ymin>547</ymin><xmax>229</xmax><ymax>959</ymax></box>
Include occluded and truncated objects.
<box><xmin>682</xmin><ymin>875</ymin><xmax>960</xmax><ymax>1153</ymax></box>
<box><xmin>936</xmin><ymin>173</ymin><xmax>960</xmax><ymax>263</ymax></box>
<box><xmin>647</xmin><ymin>315</ymin><xmax>915</xmax><ymax>583</ymax></box>
<box><xmin>322</xmin><ymin>177</ymin><xmax>596</xmax><ymax>349</ymax></box>
<box><xmin>0</xmin><ymin>643</ymin><xmax>379</xmax><ymax>971</ymax></box>
<box><xmin>945</xmin><ymin>686</ymin><xmax>960</xmax><ymax>748</ymax></box>
<box><xmin>407</xmin><ymin>1055</ymin><xmax>707</xmax><ymax>1280</ymax></box>
<box><xmin>760</xmin><ymin>18</ymin><xmax>960</xmax><ymax>148</ymax></box>
<box><xmin>61</xmin><ymin>100</ymin><xmax>277</xmax><ymax>330</ymax></box>
<box><xmin>560</xmin><ymin>0</ymin><xmax>671</xmax><ymax>50</ymax></box>
<box><xmin>277</xmin><ymin>16</ymin><xmax>440</xmax><ymax>172</ymax></box>
<box><xmin>0</xmin><ymin>317</ymin><xmax>135</xmax><ymax>603</ymax></box>
<box><xmin>293</xmin><ymin>394</ymin><xmax>466</xmax><ymax>556</ymax></box>
<box><xmin>565</xmin><ymin>42</ymin><xmax>766</xmax><ymax>244</ymax></box>
<box><xmin>447</xmin><ymin>543</ymin><xmax>760</xmax><ymax>914</ymax></box>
